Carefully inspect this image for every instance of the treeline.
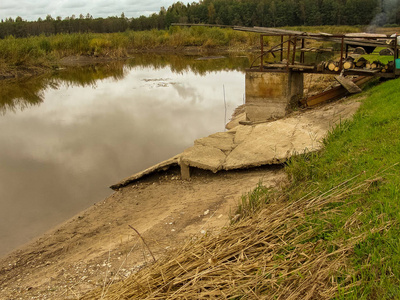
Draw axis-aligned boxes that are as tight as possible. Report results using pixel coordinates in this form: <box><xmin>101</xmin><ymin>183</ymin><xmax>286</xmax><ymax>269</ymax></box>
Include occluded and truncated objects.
<box><xmin>0</xmin><ymin>14</ymin><xmax>129</xmax><ymax>38</ymax></box>
<box><xmin>2</xmin><ymin>0</ymin><xmax>400</xmax><ymax>38</ymax></box>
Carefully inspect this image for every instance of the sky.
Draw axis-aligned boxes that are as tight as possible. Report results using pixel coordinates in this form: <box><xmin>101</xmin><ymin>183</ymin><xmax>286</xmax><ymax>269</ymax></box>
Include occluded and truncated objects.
<box><xmin>0</xmin><ymin>0</ymin><xmax>192</xmax><ymax>21</ymax></box>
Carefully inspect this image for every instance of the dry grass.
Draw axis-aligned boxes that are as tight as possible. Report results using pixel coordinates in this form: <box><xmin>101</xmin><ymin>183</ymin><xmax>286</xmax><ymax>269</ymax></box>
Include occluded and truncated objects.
<box><xmin>81</xmin><ymin>174</ymin><xmax>391</xmax><ymax>300</ymax></box>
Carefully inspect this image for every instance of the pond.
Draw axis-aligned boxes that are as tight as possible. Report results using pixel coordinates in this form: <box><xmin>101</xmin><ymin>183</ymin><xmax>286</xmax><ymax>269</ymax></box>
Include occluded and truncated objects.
<box><xmin>0</xmin><ymin>53</ymin><xmax>250</xmax><ymax>257</ymax></box>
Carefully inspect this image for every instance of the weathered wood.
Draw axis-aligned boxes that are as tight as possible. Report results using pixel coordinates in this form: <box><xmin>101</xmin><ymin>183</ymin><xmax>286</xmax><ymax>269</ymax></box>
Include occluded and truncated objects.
<box><xmin>370</xmin><ymin>60</ymin><xmax>383</xmax><ymax>69</ymax></box>
<box><xmin>299</xmin><ymin>47</ymin><xmax>333</xmax><ymax>52</ymax></box>
<box><xmin>379</xmin><ymin>48</ymin><xmax>394</xmax><ymax>56</ymax></box>
<box><xmin>334</xmin><ymin>75</ymin><xmax>362</xmax><ymax>93</ymax></box>
<box><xmin>355</xmin><ymin>57</ymin><xmax>369</xmax><ymax>68</ymax></box>
<box><xmin>263</xmin><ymin>63</ymin><xmax>315</xmax><ymax>70</ymax></box>
<box><xmin>303</xmin><ymin>76</ymin><xmax>372</xmax><ymax>107</ymax></box>
<box><xmin>327</xmin><ymin>61</ymin><xmax>338</xmax><ymax>71</ymax></box>
<box><xmin>263</xmin><ymin>63</ymin><xmax>287</xmax><ymax>68</ymax></box>
<box><xmin>343</xmin><ymin>61</ymin><xmax>354</xmax><ymax>70</ymax></box>
<box><xmin>353</xmin><ymin>47</ymin><xmax>366</xmax><ymax>54</ymax></box>
<box><xmin>386</xmin><ymin>60</ymin><xmax>395</xmax><ymax>72</ymax></box>
<box><xmin>289</xmin><ymin>64</ymin><xmax>315</xmax><ymax>70</ymax></box>
<box><xmin>347</xmin><ymin>69</ymin><xmax>380</xmax><ymax>74</ymax></box>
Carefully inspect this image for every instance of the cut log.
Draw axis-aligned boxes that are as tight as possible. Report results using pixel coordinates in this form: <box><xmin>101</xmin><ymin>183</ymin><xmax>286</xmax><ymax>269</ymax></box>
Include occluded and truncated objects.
<box><xmin>334</xmin><ymin>66</ymin><xmax>340</xmax><ymax>72</ymax></box>
<box><xmin>379</xmin><ymin>48</ymin><xmax>394</xmax><ymax>56</ymax></box>
<box><xmin>327</xmin><ymin>61</ymin><xmax>338</xmax><ymax>71</ymax></box>
<box><xmin>370</xmin><ymin>60</ymin><xmax>383</xmax><ymax>69</ymax></box>
<box><xmin>386</xmin><ymin>61</ymin><xmax>395</xmax><ymax>72</ymax></box>
<box><xmin>355</xmin><ymin>57</ymin><xmax>369</xmax><ymax>68</ymax></box>
<box><xmin>343</xmin><ymin>61</ymin><xmax>354</xmax><ymax>70</ymax></box>
<box><xmin>334</xmin><ymin>76</ymin><xmax>362</xmax><ymax>94</ymax></box>
<box><xmin>353</xmin><ymin>47</ymin><xmax>366</xmax><ymax>54</ymax></box>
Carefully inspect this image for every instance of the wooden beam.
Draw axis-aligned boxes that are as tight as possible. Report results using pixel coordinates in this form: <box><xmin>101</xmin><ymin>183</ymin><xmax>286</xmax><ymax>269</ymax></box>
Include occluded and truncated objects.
<box><xmin>334</xmin><ymin>76</ymin><xmax>362</xmax><ymax>94</ymax></box>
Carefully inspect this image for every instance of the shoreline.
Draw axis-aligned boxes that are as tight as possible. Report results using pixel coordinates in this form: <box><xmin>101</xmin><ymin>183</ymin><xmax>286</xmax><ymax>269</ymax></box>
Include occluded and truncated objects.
<box><xmin>0</xmin><ymin>97</ymin><xmax>362</xmax><ymax>299</ymax></box>
<box><xmin>0</xmin><ymin>46</ymin><xmax>258</xmax><ymax>80</ymax></box>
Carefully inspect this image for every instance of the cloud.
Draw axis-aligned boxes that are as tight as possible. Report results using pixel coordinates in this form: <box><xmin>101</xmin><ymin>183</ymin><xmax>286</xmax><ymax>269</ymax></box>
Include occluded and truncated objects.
<box><xmin>0</xmin><ymin>0</ymin><xmax>191</xmax><ymax>21</ymax></box>
<box><xmin>61</xmin><ymin>0</ymin><xmax>88</xmax><ymax>9</ymax></box>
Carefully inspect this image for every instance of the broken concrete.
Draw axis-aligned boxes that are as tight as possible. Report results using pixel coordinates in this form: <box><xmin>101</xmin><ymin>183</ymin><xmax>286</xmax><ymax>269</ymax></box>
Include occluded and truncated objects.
<box><xmin>111</xmin><ymin>100</ymin><xmax>361</xmax><ymax>187</ymax></box>
<box><xmin>194</xmin><ymin>132</ymin><xmax>236</xmax><ymax>152</ymax></box>
<box><xmin>181</xmin><ymin>145</ymin><xmax>226</xmax><ymax>173</ymax></box>
<box><xmin>110</xmin><ymin>155</ymin><xmax>180</xmax><ymax>190</ymax></box>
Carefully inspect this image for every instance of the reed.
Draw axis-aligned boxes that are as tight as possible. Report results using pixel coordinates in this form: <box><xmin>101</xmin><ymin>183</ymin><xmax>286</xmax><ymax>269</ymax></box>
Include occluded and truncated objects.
<box><xmin>0</xmin><ymin>27</ymin><xmax>259</xmax><ymax>69</ymax></box>
<box><xmin>81</xmin><ymin>174</ymin><xmax>389</xmax><ymax>299</ymax></box>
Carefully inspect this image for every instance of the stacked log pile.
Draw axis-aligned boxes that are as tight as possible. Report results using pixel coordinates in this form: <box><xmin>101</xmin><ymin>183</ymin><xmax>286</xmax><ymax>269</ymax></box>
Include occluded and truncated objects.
<box><xmin>321</xmin><ymin>56</ymin><xmax>395</xmax><ymax>73</ymax></box>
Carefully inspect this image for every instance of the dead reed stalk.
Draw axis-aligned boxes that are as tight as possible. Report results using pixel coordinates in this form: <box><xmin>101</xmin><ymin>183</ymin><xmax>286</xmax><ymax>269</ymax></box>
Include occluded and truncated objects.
<box><xmin>81</xmin><ymin>174</ymin><xmax>392</xmax><ymax>300</ymax></box>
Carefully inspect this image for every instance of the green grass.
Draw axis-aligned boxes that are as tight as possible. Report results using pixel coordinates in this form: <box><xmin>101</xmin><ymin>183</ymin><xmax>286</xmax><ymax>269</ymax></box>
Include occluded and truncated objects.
<box><xmin>290</xmin><ymin>79</ymin><xmax>400</xmax><ymax>298</ymax></box>
<box><xmin>238</xmin><ymin>78</ymin><xmax>400</xmax><ymax>298</ymax></box>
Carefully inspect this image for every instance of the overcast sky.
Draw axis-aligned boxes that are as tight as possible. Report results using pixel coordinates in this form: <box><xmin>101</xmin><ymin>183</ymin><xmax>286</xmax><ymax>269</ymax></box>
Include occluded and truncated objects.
<box><xmin>0</xmin><ymin>0</ymin><xmax>192</xmax><ymax>21</ymax></box>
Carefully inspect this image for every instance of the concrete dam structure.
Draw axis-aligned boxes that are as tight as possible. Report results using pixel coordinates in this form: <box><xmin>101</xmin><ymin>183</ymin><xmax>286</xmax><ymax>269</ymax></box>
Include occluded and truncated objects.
<box><xmin>244</xmin><ymin>71</ymin><xmax>304</xmax><ymax>122</ymax></box>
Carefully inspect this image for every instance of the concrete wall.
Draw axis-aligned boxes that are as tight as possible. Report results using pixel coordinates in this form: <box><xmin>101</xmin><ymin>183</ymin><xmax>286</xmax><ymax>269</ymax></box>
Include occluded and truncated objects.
<box><xmin>245</xmin><ymin>71</ymin><xmax>303</xmax><ymax>122</ymax></box>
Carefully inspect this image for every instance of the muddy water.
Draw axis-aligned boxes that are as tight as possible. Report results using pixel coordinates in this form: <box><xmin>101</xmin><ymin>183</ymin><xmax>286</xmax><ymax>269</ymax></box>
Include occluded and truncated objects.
<box><xmin>0</xmin><ymin>54</ymin><xmax>249</xmax><ymax>257</ymax></box>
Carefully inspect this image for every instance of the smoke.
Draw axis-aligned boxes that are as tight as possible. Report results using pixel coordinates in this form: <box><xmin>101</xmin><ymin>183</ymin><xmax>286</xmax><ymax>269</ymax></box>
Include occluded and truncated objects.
<box><xmin>366</xmin><ymin>0</ymin><xmax>400</xmax><ymax>32</ymax></box>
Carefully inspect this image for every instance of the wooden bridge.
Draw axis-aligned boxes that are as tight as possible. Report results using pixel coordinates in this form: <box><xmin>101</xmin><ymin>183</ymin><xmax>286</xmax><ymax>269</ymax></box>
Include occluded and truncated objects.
<box><xmin>235</xmin><ymin>26</ymin><xmax>400</xmax><ymax>79</ymax></box>
<box><xmin>173</xmin><ymin>24</ymin><xmax>399</xmax><ymax>116</ymax></box>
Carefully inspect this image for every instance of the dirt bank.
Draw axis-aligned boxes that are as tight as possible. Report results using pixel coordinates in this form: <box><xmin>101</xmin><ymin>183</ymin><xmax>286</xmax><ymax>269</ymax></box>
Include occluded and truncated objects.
<box><xmin>0</xmin><ymin>166</ymin><xmax>286</xmax><ymax>299</ymax></box>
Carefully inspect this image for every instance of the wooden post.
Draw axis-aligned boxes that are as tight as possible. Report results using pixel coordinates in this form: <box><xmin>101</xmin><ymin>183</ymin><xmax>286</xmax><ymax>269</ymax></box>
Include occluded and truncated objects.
<box><xmin>340</xmin><ymin>37</ymin><xmax>344</xmax><ymax>72</ymax></box>
<box><xmin>300</xmin><ymin>38</ymin><xmax>305</xmax><ymax>63</ymax></box>
<box><xmin>287</xmin><ymin>35</ymin><xmax>291</xmax><ymax>71</ymax></box>
<box><xmin>280</xmin><ymin>35</ymin><xmax>283</xmax><ymax>61</ymax></box>
<box><xmin>394</xmin><ymin>34</ymin><xmax>398</xmax><ymax>76</ymax></box>
<box><xmin>260</xmin><ymin>34</ymin><xmax>264</xmax><ymax>71</ymax></box>
<box><xmin>292</xmin><ymin>36</ymin><xmax>297</xmax><ymax>65</ymax></box>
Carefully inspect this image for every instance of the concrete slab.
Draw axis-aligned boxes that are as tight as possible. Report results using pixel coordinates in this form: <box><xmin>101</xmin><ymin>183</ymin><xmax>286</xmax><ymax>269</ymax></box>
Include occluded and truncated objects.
<box><xmin>226</xmin><ymin>112</ymin><xmax>246</xmax><ymax>130</ymax></box>
<box><xmin>180</xmin><ymin>145</ymin><xmax>226</xmax><ymax>173</ymax></box>
<box><xmin>194</xmin><ymin>131</ymin><xmax>236</xmax><ymax>152</ymax></box>
<box><xmin>110</xmin><ymin>155</ymin><xmax>180</xmax><ymax>190</ymax></box>
<box><xmin>224</xmin><ymin>101</ymin><xmax>361</xmax><ymax>169</ymax></box>
<box><xmin>110</xmin><ymin>100</ymin><xmax>361</xmax><ymax>186</ymax></box>
<box><xmin>232</xmin><ymin>126</ymin><xmax>253</xmax><ymax>144</ymax></box>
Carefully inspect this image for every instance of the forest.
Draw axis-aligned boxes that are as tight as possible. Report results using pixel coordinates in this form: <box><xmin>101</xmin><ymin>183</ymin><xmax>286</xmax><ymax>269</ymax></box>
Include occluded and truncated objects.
<box><xmin>1</xmin><ymin>0</ymin><xmax>400</xmax><ymax>38</ymax></box>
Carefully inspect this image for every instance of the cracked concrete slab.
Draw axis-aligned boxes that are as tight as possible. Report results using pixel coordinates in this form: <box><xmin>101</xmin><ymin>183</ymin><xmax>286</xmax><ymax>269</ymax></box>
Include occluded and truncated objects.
<box><xmin>111</xmin><ymin>100</ymin><xmax>361</xmax><ymax>187</ymax></box>
<box><xmin>194</xmin><ymin>131</ymin><xmax>236</xmax><ymax>152</ymax></box>
<box><xmin>181</xmin><ymin>145</ymin><xmax>226</xmax><ymax>173</ymax></box>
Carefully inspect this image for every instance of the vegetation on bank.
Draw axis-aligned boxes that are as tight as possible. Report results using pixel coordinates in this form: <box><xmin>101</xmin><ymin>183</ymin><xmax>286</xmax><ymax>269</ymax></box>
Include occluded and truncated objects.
<box><xmin>232</xmin><ymin>79</ymin><xmax>400</xmax><ymax>298</ymax></box>
<box><xmin>0</xmin><ymin>27</ymin><xmax>261</xmax><ymax>73</ymax></box>
<box><xmin>82</xmin><ymin>78</ymin><xmax>400</xmax><ymax>299</ymax></box>
<box><xmin>0</xmin><ymin>25</ymin><xmax>366</xmax><ymax>77</ymax></box>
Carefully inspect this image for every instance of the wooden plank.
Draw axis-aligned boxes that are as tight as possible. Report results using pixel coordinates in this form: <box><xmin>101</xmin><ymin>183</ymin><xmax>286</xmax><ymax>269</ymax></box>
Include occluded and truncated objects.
<box><xmin>303</xmin><ymin>86</ymin><xmax>348</xmax><ymax>107</ymax></box>
<box><xmin>334</xmin><ymin>76</ymin><xmax>362</xmax><ymax>94</ymax></box>
<box><xmin>347</xmin><ymin>69</ymin><xmax>379</xmax><ymax>74</ymax></box>
<box><xmin>300</xmin><ymin>47</ymin><xmax>333</xmax><ymax>52</ymax></box>
<box><xmin>302</xmin><ymin>76</ymin><xmax>373</xmax><ymax>107</ymax></box>
<box><xmin>289</xmin><ymin>64</ymin><xmax>315</xmax><ymax>70</ymax></box>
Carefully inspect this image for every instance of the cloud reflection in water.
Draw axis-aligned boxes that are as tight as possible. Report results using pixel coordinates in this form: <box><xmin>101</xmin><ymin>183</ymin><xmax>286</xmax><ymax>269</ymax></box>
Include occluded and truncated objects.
<box><xmin>0</xmin><ymin>62</ymin><xmax>245</xmax><ymax>256</ymax></box>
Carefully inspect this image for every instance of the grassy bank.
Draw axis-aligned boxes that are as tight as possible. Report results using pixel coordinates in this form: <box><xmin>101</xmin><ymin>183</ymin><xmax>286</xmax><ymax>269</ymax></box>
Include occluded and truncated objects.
<box><xmin>284</xmin><ymin>79</ymin><xmax>400</xmax><ymax>298</ymax></box>
<box><xmin>82</xmin><ymin>78</ymin><xmax>400</xmax><ymax>299</ymax></box>
<box><xmin>233</xmin><ymin>79</ymin><xmax>400</xmax><ymax>298</ymax></box>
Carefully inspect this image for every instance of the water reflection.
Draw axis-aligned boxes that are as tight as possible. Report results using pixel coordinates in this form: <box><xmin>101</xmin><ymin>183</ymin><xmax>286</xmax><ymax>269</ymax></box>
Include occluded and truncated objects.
<box><xmin>0</xmin><ymin>53</ymin><xmax>251</xmax><ymax>115</ymax></box>
<box><xmin>0</xmin><ymin>54</ymin><xmax>247</xmax><ymax>257</ymax></box>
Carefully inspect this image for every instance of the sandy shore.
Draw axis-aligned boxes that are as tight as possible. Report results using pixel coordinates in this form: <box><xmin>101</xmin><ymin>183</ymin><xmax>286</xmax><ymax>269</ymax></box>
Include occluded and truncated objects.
<box><xmin>0</xmin><ymin>165</ymin><xmax>286</xmax><ymax>299</ymax></box>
